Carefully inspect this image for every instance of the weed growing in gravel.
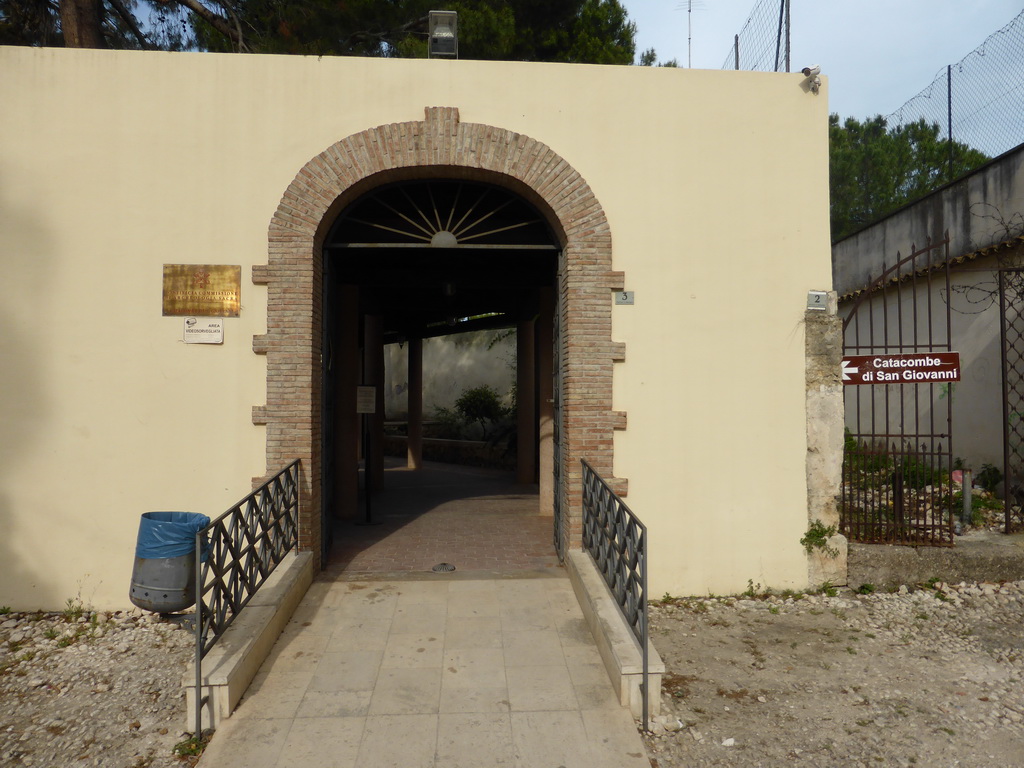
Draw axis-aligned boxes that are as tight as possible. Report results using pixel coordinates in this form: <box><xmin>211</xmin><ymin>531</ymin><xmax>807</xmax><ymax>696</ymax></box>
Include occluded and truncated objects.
<box><xmin>856</xmin><ymin>583</ymin><xmax>876</xmax><ymax>595</ymax></box>
<box><xmin>769</xmin><ymin>606</ymin><xmax>780</xmax><ymax>614</ymax></box>
<box><xmin>817</xmin><ymin>581</ymin><xmax>839</xmax><ymax>597</ymax></box>
<box><xmin>43</xmin><ymin>628</ymin><xmax>59</xmax><ymax>640</ymax></box>
<box><xmin>174</xmin><ymin>733</ymin><xmax>211</xmax><ymax>758</ymax></box>
<box><xmin>0</xmin><ymin>606</ymin><xmax>10</xmax><ymax>615</ymax></box>
<box><xmin>62</xmin><ymin>597</ymin><xmax>84</xmax><ymax>622</ymax></box>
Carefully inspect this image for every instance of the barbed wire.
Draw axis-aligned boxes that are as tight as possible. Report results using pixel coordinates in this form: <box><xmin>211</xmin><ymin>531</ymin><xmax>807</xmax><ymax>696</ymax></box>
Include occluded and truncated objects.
<box><xmin>720</xmin><ymin>0</ymin><xmax>790</xmax><ymax>73</ymax></box>
<box><xmin>886</xmin><ymin>8</ymin><xmax>1024</xmax><ymax>161</ymax></box>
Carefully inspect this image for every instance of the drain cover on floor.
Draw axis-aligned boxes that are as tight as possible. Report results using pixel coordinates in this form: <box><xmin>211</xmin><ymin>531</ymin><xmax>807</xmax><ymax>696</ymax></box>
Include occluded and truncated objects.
<box><xmin>432</xmin><ymin>562</ymin><xmax>456</xmax><ymax>573</ymax></box>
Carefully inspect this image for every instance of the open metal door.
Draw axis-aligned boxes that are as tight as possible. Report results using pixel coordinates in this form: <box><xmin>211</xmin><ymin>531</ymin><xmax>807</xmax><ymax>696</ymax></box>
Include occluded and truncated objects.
<box><xmin>552</xmin><ymin>266</ymin><xmax>565</xmax><ymax>561</ymax></box>
<box><xmin>320</xmin><ymin>257</ymin><xmax>335</xmax><ymax>565</ymax></box>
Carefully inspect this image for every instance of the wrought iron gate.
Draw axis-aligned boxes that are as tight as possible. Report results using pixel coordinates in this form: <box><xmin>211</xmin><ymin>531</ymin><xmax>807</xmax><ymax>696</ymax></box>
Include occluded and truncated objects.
<box><xmin>841</xmin><ymin>237</ymin><xmax>956</xmax><ymax>545</ymax></box>
<box><xmin>999</xmin><ymin>268</ymin><xmax>1024</xmax><ymax>532</ymax></box>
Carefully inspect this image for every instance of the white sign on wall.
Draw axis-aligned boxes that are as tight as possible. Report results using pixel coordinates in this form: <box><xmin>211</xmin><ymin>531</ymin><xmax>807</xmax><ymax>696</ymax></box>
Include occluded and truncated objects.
<box><xmin>183</xmin><ymin>317</ymin><xmax>224</xmax><ymax>344</ymax></box>
<box><xmin>356</xmin><ymin>386</ymin><xmax>377</xmax><ymax>414</ymax></box>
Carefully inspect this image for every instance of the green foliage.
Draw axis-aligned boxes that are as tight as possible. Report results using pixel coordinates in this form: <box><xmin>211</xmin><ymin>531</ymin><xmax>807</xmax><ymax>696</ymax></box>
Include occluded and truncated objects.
<box><xmin>830</xmin><ymin>114</ymin><xmax>989</xmax><ymax>241</ymax></box>
<box><xmin>977</xmin><ymin>463</ymin><xmax>1003</xmax><ymax>493</ymax></box>
<box><xmin>429</xmin><ymin>406</ymin><xmax>465</xmax><ymax>440</ymax></box>
<box><xmin>21</xmin><ymin>0</ymin><xmax>639</xmax><ymax>65</ymax></box>
<box><xmin>856</xmin><ymin>583</ymin><xmax>876</xmax><ymax>595</ymax></box>
<box><xmin>638</xmin><ymin>47</ymin><xmax>678</xmax><ymax>67</ymax></box>
<box><xmin>801</xmin><ymin>520</ymin><xmax>839</xmax><ymax>558</ymax></box>
<box><xmin>61</xmin><ymin>597</ymin><xmax>84</xmax><ymax>623</ymax></box>
<box><xmin>820</xmin><ymin>582</ymin><xmax>839</xmax><ymax>597</ymax></box>
<box><xmin>0</xmin><ymin>606</ymin><xmax>10</xmax><ymax>615</ymax></box>
<box><xmin>947</xmin><ymin>489</ymin><xmax>1002</xmax><ymax>526</ymax></box>
<box><xmin>843</xmin><ymin>430</ymin><xmax>890</xmax><ymax>474</ymax></box>
<box><xmin>455</xmin><ymin>384</ymin><xmax>509</xmax><ymax>437</ymax></box>
<box><xmin>174</xmin><ymin>734</ymin><xmax>209</xmax><ymax>758</ymax></box>
<box><xmin>897</xmin><ymin>453</ymin><xmax>944</xmax><ymax>490</ymax></box>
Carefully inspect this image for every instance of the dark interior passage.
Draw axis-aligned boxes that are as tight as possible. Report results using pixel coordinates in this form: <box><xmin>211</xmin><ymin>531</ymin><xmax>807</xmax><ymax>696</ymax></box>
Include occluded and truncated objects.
<box><xmin>324</xmin><ymin>458</ymin><xmax>559</xmax><ymax>576</ymax></box>
<box><xmin>320</xmin><ymin>178</ymin><xmax>561</xmax><ymax>569</ymax></box>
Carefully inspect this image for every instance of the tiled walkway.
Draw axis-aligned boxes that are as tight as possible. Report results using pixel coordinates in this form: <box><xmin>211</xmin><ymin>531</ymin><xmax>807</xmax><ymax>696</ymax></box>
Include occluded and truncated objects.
<box><xmin>196</xmin><ymin>576</ymin><xmax>650</xmax><ymax>768</ymax></box>
<box><xmin>196</xmin><ymin>462</ymin><xmax>649</xmax><ymax>767</ymax></box>
<box><xmin>326</xmin><ymin>460</ymin><xmax>560</xmax><ymax>575</ymax></box>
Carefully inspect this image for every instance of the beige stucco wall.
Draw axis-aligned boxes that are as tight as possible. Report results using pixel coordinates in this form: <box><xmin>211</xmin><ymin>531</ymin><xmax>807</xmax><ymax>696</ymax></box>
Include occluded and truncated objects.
<box><xmin>0</xmin><ymin>47</ymin><xmax>830</xmax><ymax>609</ymax></box>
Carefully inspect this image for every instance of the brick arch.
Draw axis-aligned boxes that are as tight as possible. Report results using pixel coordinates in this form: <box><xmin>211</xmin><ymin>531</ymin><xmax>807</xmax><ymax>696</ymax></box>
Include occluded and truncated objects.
<box><xmin>254</xmin><ymin>106</ymin><xmax>626</xmax><ymax>565</ymax></box>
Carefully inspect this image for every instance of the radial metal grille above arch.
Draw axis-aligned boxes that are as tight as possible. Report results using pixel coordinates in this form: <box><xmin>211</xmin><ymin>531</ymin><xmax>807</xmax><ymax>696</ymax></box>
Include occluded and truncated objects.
<box><xmin>326</xmin><ymin>180</ymin><xmax>557</xmax><ymax>249</ymax></box>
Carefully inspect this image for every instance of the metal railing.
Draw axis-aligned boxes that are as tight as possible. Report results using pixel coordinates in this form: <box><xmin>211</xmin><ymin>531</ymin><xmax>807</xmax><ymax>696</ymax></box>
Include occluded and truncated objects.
<box><xmin>193</xmin><ymin>460</ymin><xmax>300</xmax><ymax>736</ymax></box>
<box><xmin>580</xmin><ymin>459</ymin><xmax>649</xmax><ymax>730</ymax></box>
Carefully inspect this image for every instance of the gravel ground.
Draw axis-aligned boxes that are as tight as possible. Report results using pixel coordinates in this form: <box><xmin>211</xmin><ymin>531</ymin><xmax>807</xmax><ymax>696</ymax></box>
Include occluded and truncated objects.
<box><xmin>3</xmin><ymin>579</ymin><xmax>1023</xmax><ymax>768</ymax></box>
<box><xmin>0</xmin><ymin>607</ymin><xmax>192</xmax><ymax>767</ymax></box>
<box><xmin>644</xmin><ymin>580</ymin><xmax>1024</xmax><ymax>767</ymax></box>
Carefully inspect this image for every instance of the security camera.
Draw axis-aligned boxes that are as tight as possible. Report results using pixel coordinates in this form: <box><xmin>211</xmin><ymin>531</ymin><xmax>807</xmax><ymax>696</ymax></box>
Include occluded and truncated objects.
<box><xmin>801</xmin><ymin>64</ymin><xmax>820</xmax><ymax>78</ymax></box>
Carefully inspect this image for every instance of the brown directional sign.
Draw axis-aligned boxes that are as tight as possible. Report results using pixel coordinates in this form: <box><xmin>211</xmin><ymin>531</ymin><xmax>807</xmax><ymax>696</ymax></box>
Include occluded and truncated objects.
<box><xmin>841</xmin><ymin>352</ymin><xmax>961</xmax><ymax>386</ymax></box>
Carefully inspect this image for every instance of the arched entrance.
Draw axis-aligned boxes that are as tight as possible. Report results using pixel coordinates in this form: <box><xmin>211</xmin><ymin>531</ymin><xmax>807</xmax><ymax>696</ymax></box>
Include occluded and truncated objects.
<box><xmin>256</xmin><ymin>107</ymin><xmax>626</xmax><ymax>569</ymax></box>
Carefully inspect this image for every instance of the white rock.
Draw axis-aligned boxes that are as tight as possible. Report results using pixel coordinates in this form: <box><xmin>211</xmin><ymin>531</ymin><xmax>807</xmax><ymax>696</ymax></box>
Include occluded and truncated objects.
<box><xmin>722</xmin><ymin>737</ymin><xmax>736</xmax><ymax>747</ymax></box>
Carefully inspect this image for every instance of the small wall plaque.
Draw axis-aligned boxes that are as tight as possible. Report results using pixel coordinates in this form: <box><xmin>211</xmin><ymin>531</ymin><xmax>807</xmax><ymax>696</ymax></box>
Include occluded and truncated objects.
<box><xmin>183</xmin><ymin>317</ymin><xmax>224</xmax><ymax>344</ymax></box>
<box><xmin>163</xmin><ymin>265</ymin><xmax>241</xmax><ymax>317</ymax></box>
<box><xmin>356</xmin><ymin>386</ymin><xmax>377</xmax><ymax>414</ymax></box>
<box><xmin>807</xmin><ymin>290</ymin><xmax>828</xmax><ymax>311</ymax></box>
<box><xmin>615</xmin><ymin>291</ymin><xmax>635</xmax><ymax>305</ymax></box>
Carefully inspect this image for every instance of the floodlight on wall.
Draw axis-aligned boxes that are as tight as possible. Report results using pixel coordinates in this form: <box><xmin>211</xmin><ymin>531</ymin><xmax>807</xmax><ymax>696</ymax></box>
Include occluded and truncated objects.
<box><xmin>428</xmin><ymin>10</ymin><xmax>458</xmax><ymax>59</ymax></box>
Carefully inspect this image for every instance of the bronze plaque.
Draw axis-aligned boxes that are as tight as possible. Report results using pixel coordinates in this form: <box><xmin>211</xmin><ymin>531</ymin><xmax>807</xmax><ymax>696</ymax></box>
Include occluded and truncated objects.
<box><xmin>162</xmin><ymin>265</ymin><xmax>241</xmax><ymax>317</ymax></box>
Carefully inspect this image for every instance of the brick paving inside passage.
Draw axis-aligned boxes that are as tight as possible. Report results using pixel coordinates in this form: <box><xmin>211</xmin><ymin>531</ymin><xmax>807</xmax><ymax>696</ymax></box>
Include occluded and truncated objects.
<box><xmin>325</xmin><ymin>460</ymin><xmax>560</xmax><ymax>575</ymax></box>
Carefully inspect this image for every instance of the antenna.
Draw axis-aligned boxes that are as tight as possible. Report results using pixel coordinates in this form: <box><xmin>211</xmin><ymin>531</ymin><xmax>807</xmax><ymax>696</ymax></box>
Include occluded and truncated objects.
<box><xmin>679</xmin><ymin>1</ymin><xmax>706</xmax><ymax>69</ymax></box>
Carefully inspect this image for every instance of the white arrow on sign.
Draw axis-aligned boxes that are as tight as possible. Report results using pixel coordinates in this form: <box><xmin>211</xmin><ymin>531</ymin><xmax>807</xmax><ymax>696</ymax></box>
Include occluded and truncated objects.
<box><xmin>841</xmin><ymin>360</ymin><xmax>859</xmax><ymax>381</ymax></box>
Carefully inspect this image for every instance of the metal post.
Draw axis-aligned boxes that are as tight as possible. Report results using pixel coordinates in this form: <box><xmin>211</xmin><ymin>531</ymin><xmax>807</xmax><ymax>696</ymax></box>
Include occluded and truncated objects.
<box><xmin>640</xmin><ymin>532</ymin><xmax>649</xmax><ymax>733</ymax></box>
<box><xmin>734</xmin><ymin>34</ymin><xmax>739</xmax><ymax>70</ymax></box>
<box><xmin>784</xmin><ymin>0</ymin><xmax>790</xmax><ymax>72</ymax></box>
<box><xmin>194</xmin><ymin>530</ymin><xmax>203</xmax><ymax>738</ymax></box>
<box><xmin>774</xmin><ymin>0</ymin><xmax>786</xmax><ymax>72</ymax></box>
<box><xmin>1000</xmin><ymin>272</ymin><xmax>1012</xmax><ymax>534</ymax></box>
<box><xmin>962</xmin><ymin>469</ymin><xmax>973</xmax><ymax>527</ymax></box>
<box><xmin>947</xmin><ymin>65</ymin><xmax>954</xmax><ymax>182</ymax></box>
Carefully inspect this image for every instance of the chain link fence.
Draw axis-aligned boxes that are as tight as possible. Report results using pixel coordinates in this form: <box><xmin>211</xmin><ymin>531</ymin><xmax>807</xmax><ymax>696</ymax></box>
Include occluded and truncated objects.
<box><xmin>720</xmin><ymin>0</ymin><xmax>790</xmax><ymax>73</ymax></box>
<box><xmin>886</xmin><ymin>8</ymin><xmax>1024</xmax><ymax>161</ymax></box>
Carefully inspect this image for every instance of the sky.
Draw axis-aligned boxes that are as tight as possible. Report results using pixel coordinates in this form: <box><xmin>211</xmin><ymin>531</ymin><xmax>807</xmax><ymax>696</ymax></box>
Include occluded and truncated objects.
<box><xmin>625</xmin><ymin>0</ymin><xmax>1024</xmax><ymax>120</ymax></box>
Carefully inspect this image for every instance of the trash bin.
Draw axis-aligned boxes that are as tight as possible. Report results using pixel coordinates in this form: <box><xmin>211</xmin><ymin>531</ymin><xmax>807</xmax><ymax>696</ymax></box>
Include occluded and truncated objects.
<box><xmin>129</xmin><ymin>511</ymin><xmax>210</xmax><ymax>613</ymax></box>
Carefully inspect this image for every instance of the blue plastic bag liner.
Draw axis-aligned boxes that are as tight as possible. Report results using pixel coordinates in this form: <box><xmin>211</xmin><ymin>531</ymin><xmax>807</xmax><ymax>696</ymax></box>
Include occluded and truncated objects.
<box><xmin>135</xmin><ymin>511</ymin><xmax>211</xmax><ymax>559</ymax></box>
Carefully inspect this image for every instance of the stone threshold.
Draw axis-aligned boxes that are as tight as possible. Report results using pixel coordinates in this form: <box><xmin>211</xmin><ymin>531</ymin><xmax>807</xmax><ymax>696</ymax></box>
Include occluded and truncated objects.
<box><xmin>182</xmin><ymin>551</ymin><xmax>314</xmax><ymax>731</ymax></box>
<box><xmin>565</xmin><ymin>550</ymin><xmax>664</xmax><ymax>719</ymax></box>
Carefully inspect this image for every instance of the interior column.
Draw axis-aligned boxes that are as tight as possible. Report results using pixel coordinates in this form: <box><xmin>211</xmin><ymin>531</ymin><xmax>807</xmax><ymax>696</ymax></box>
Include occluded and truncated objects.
<box><xmin>537</xmin><ymin>287</ymin><xmax>555</xmax><ymax>514</ymax></box>
<box><xmin>517</xmin><ymin>316</ymin><xmax>537</xmax><ymax>485</ymax></box>
<box><xmin>336</xmin><ymin>284</ymin><xmax>360</xmax><ymax>519</ymax></box>
<box><xmin>364</xmin><ymin>314</ymin><xmax>385</xmax><ymax>489</ymax></box>
<box><xmin>407</xmin><ymin>337</ymin><xmax>423</xmax><ymax>470</ymax></box>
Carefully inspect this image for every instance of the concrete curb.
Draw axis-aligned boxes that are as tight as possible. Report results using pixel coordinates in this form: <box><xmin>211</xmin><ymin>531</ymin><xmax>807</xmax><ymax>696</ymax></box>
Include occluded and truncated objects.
<box><xmin>848</xmin><ymin>533</ymin><xmax>1024</xmax><ymax>589</ymax></box>
<box><xmin>182</xmin><ymin>551</ymin><xmax>314</xmax><ymax>730</ymax></box>
<box><xmin>566</xmin><ymin>550</ymin><xmax>664</xmax><ymax>718</ymax></box>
